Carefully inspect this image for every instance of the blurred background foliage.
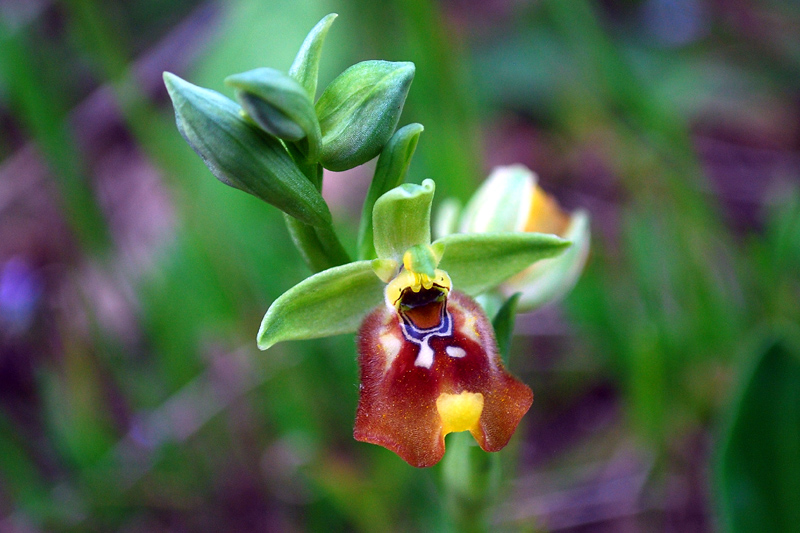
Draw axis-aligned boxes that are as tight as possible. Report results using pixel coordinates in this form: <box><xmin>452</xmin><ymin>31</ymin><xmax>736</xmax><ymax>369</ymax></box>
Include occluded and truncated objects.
<box><xmin>0</xmin><ymin>0</ymin><xmax>799</xmax><ymax>531</ymax></box>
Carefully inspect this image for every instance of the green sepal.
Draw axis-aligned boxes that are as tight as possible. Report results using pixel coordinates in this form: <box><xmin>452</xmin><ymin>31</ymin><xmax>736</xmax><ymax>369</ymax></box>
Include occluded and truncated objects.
<box><xmin>357</xmin><ymin>123</ymin><xmax>424</xmax><ymax>260</ymax></box>
<box><xmin>435</xmin><ymin>232</ymin><xmax>570</xmax><ymax>296</ymax></box>
<box><xmin>492</xmin><ymin>293</ymin><xmax>521</xmax><ymax>365</ymax></box>
<box><xmin>288</xmin><ymin>13</ymin><xmax>337</xmax><ymax>99</ymax></box>
<box><xmin>316</xmin><ymin>60</ymin><xmax>415</xmax><ymax>171</ymax></box>
<box><xmin>163</xmin><ymin>72</ymin><xmax>331</xmax><ymax>228</ymax></box>
<box><xmin>226</xmin><ymin>68</ymin><xmax>322</xmax><ymax>161</ymax></box>
<box><xmin>373</xmin><ymin>179</ymin><xmax>434</xmax><ymax>262</ymax></box>
<box><xmin>257</xmin><ymin>261</ymin><xmax>385</xmax><ymax>350</ymax></box>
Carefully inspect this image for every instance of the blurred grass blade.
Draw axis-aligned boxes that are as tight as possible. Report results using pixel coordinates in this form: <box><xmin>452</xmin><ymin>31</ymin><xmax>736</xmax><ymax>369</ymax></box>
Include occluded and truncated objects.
<box><xmin>716</xmin><ymin>333</ymin><xmax>800</xmax><ymax>532</ymax></box>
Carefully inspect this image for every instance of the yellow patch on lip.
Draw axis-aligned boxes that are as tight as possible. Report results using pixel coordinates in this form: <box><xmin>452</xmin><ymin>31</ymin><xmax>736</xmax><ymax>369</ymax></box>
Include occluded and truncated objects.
<box><xmin>436</xmin><ymin>391</ymin><xmax>484</xmax><ymax>435</ymax></box>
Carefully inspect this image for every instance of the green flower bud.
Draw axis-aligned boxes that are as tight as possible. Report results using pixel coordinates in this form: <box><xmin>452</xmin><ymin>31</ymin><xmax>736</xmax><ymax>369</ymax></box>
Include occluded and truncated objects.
<box><xmin>163</xmin><ymin>72</ymin><xmax>331</xmax><ymax>228</ymax></box>
<box><xmin>316</xmin><ymin>60</ymin><xmax>415</xmax><ymax>171</ymax></box>
<box><xmin>225</xmin><ymin>68</ymin><xmax>322</xmax><ymax>162</ymax></box>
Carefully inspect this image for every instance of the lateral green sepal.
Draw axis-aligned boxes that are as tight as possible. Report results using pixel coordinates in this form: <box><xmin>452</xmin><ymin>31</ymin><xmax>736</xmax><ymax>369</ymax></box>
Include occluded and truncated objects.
<box><xmin>434</xmin><ymin>232</ymin><xmax>570</xmax><ymax>296</ymax></box>
<box><xmin>163</xmin><ymin>72</ymin><xmax>331</xmax><ymax>227</ymax></box>
<box><xmin>257</xmin><ymin>261</ymin><xmax>385</xmax><ymax>350</ymax></box>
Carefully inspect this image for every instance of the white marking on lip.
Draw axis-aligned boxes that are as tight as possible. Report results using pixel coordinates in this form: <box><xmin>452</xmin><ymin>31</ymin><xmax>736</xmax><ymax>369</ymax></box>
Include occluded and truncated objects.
<box><xmin>380</xmin><ymin>333</ymin><xmax>402</xmax><ymax>371</ymax></box>
<box><xmin>414</xmin><ymin>340</ymin><xmax>434</xmax><ymax>368</ymax></box>
<box><xmin>446</xmin><ymin>346</ymin><xmax>466</xmax><ymax>359</ymax></box>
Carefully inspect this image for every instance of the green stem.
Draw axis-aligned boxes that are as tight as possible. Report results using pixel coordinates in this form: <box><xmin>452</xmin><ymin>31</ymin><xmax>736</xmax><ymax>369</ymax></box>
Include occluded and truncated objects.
<box><xmin>439</xmin><ymin>432</ymin><xmax>501</xmax><ymax>532</ymax></box>
<box><xmin>284</xmin><ymin>143</ymin><xmax>351</xmax><ymax>273</ymax></box>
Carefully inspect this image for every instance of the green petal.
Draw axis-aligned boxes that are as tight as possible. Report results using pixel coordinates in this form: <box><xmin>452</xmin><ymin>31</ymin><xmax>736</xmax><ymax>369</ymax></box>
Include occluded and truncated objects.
<box><xmin>404</xmin><ymin>243</ymin><xmax>437</xmax><ymax>278</ymax></box>
<box><xmin>288</xmin><ymin>13</ymin><xmax>337</xmax><ymax>99</ymax></box>
<box><xmin>435</xmin><ymin>232</ymin><xmax>570</xmax><ymax>296</ymax></box>
<box><xmin>373</xmin><ymin>179</ymin><xmax>434</xmax><ymax>262</ymax></box>
<box><xmin>357</xmin><ymin>123</ymin><xmax>424</xmax><ymax>260</ymax></box>
<box><xmin>163</xmin><ymin>72</ymin><xmax>331</xmax><ymax>228</ymax></box>
<box><xmin>257</xmin><ymin>261</ymin><xmax>385</xmax><ymax>350</ymax></box>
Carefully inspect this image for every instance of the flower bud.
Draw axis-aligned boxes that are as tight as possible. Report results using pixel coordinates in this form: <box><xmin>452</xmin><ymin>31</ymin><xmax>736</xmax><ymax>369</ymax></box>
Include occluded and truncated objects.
<box><xmin>225</xmin><ymin>68</ymin><xmax>322</xmax><ymax>161</ymax></box>
<box><xmin>288</xmin><ymin>13</ymin><xmax>337</xmax><ymax>99</ymax></box>
<box><xmin>454</xmin><ymin>164</ymin><xmax>590</xmax><ymax>311</ymax></box>
<box><xmin>316</xmin><ymin>61</ymin><xmax>415</xmax><ymax>171</ymax></box>
<box><xmin>163</xmin><ymin>72</ymin><xmax>331</xmax><ymax>228</ymax></box>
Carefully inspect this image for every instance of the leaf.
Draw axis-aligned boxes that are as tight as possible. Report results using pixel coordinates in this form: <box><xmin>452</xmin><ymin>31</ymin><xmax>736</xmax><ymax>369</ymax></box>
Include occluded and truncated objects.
<box><xmin>492</xmin><ymin>293</ymin><xmax>521</xmax><ymax>365</ymax></box>
<box><xmin>316</xmin><ymin>60</ymin><xmax>415</xmax><ymax>171</ymax></box>
<box><xmin>372</xmin><ymin>179</ymin><xmax>434</xmax><ymax>262</ymax></box>
<box><xmin>716</xmin><ymin>334</ymin><xmax>800</xmax><ymax>533</ymax></box>
<box><xmin>357</xmin><ymin>123</ymin><xmax>424</xmax><ymax>260</ymax></box>
<box><xmin>435</xmin><ymin>232</ymin><xmax>570</xmax><ymax>296</ymax></box>
<box><xmin>288</xmin><ymin>13</ymin><xmax>337</xmax><ymax>99</ymax></box>
<box><xmin>257</xmin><ymin>261</ymin><xmax>385</xmax><ymax>350</ymax></box>
<box><xmin>163</xmin><ymin>72</ymin><xmax>331</xmax><ymax>228</ymax></box>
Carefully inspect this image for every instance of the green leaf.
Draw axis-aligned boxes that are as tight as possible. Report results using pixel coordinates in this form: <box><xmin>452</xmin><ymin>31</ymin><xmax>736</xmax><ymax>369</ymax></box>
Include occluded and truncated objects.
<box><xmin>226</xmin><ymin>68</ymin><xmax>322</xmax><ymax>161</ymax></box>
<box><xmin>163</xmin><ymin>72</ymin><xmax>331</xmax><ymax>228</ymax></box>
<box><xmin>492</xmin><ymin>293</ymin><xmax>521</xmax><ymax>365</ymax></box>
<box><xmin>717</xmin><ymin>334</ymin><xmax>800</xmax><ymax>533</ymax></box>
<box><xmin>435</xmin><ymin>232</ymin><xmax>570</xmax><ymax>296</ymax></box>
<box><xmin>288</xmin><ymin>13</ymin><xmax>337</xmax><ymax>99</ymax></box>
<box><xmin>373</xmin><ymin>179</ymin><xmax>434</xmax><ymax>262</ymax></box>
<box><xmin>316</xmin><ymin>60</ymin><xmax>415</xmax><ymax>171</ymax></box>
<box><xmin>357</xmin><ymin>123</ymin><xmax>424</xmax><ymax>260</ymax></box>
<box><xmin>257</xmin><ymin>261</ymin><xmax>385</xmax><ymax>350</ymax></box>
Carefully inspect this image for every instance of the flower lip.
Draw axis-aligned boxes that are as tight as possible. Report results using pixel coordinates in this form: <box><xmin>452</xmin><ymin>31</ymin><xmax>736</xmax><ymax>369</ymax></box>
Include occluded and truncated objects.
<box><xmin>398</xmin><ymin>285</ymin><xmax>447</xmax><ymax>331</ymax></box>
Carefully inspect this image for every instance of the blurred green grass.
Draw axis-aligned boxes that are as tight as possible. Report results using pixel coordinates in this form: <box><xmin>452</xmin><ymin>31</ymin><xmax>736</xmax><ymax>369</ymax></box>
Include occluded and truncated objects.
<box><xmin>1</xmin><ymin>0</ymin><xmax>799</xmax><ymax>530</ymax></box>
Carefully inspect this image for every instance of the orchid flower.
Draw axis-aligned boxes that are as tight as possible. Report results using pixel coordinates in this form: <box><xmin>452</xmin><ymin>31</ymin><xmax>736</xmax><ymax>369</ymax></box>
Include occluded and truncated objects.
<box><xmin>258</xmin><ymin>179</ymin><xmax>570</xmax><ymax>467</ymax></box>
<box><xmin>437</xmin><ymin>165</ymin><xmax>590</xmax><ymax>314</ymax></box>
<box><xmin>163</xmin><ymin>13</ymin><xmax>583</xmax><ymax>469</ymax></box>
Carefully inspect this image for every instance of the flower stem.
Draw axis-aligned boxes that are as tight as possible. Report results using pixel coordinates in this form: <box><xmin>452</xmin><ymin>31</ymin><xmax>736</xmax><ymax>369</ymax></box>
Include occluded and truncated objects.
<box><xmin>439</xmin><ymin>432</ymin><xmax>501</xmax><ymax>532</ymax></box>
<box><xmin>283</xmin><ymin>144</ymin><xmax>351</xmax><ymax>272</ymax></box>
